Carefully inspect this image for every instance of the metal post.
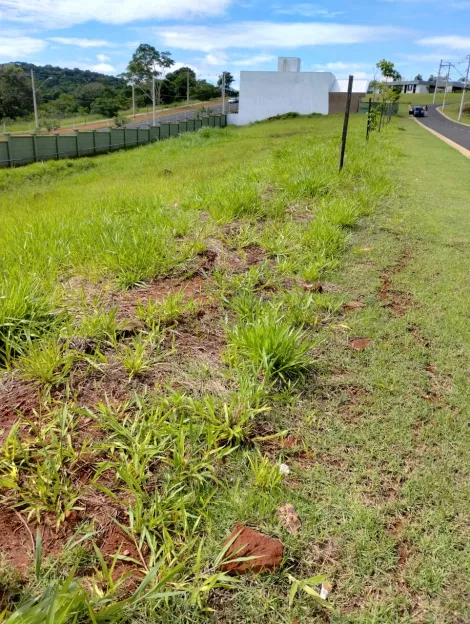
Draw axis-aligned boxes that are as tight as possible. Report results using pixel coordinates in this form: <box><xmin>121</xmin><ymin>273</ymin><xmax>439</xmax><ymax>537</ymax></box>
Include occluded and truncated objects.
<box><xmin>31</xmin><ymin>131</ymin><xmax>38</xmax><ymax>162</ymax></box>
<box><xmin>4</xmin><ymin>134</ymin><xmax>12</xmax><ymax>167</ymax></box>
<box><xmin>132</xmin><ymin>83</ymin><xmax>135</xmax><ymax>117</ymax></box>
<box><xmin>187</xmin><ymin>71</ymin><xmax>190</xmax><ymax>106</ymax></box>
<box><xmin>458</xmin><ymin>55</ymin><xmax>470</xmax><ymax>122</ymax></box>
<box><xmin>31</xmin><ymin>70</ymin><xmax>39</xmax><ymax>131</ymax></box>
<box><xmin>366</xmin><ymin>98</ymin><xmax>372</xmax><ymax>141</ymax></box>
<box><xmin>442</xmin><ymin>65</ymin><xmax>450</xmax><ymax>110</ymax></box>
<box><xmin>152</xmin><ymin>76</ymin><xmax>156</xmax><ymax>127</ymax></box>
<box><xmin>55</xmin><ymin>133</ymin><xmax>59</xmax><ymax>160</ymax></box>
<box><xmin>339</xmin><ymin>75</ymin><xmax>354</xmax><ymax>172</ymax></box>
<box><xmin>433</xmin><ymin>61</ymin><xmax>442</xmax><ymax>104</ymax></box>
<box><xmin>222</xmin><ymin>73</ymin><xmax>226</xmax><ymax>115</ymax></box>
<box><xmin>74</xmin><ymin>129</ymin><xmax>80</xmax><ymax>157</ymax></box>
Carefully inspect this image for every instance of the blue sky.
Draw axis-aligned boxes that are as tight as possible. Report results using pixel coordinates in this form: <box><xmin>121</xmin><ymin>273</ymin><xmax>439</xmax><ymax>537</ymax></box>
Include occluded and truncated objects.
<box><xmin>1</xmin><ymin>0</ymin><xmax>470</xmax><ymax>85</ymax></box>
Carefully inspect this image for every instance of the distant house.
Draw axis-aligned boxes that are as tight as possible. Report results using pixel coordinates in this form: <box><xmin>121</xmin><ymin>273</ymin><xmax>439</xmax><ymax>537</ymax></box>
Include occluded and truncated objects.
<box><xmin>228</xmin><ymin>57</ymin><xmax>368</xmax><ymax>126</ymax></box>
<box><xmin>371</xmin><ymin>79</ymin><xmax>467</xmax><ymax>95</ymax></box>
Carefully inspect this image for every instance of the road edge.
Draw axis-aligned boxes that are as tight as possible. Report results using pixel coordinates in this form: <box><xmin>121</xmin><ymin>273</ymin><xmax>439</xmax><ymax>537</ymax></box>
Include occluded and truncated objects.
<box><xmin>413</xmin><ymin>118</ymin><xmax>470</xmax><ymax>159</ymax></box>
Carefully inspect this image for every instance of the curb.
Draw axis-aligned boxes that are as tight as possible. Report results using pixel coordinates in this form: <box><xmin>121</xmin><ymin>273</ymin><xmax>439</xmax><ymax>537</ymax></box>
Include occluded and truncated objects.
<box><xmin>436</xmin><ymin>106</ymin><xmax>470</xmax><ymax>127</ymax></box>
<box><xmin>413</xmin><ymin>118</ymin><xmax>470</xmax><ymax>159</ymax></box>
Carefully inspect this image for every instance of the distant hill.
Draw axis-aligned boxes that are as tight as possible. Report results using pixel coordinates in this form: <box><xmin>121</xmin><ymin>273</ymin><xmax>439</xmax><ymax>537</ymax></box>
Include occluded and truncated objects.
<box><xmin>4</xmin><ymin>62</ymin><xmax>125</xmax><ymax>103</ymax></box>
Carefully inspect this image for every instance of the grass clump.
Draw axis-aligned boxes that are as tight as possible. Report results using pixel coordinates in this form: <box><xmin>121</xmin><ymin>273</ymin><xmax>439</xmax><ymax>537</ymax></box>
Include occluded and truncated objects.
<box><xmin>227</xmin><ymin>307</ymin><xmax>315</xmax><ymax>383</ymax></box>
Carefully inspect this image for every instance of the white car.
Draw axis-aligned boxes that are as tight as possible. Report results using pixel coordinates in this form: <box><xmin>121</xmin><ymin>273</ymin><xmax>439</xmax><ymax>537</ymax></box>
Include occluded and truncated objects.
<box><xmin>228</xmin><ymin>98</ymin><xmax>239</xmax><ymax>104</ymax></box>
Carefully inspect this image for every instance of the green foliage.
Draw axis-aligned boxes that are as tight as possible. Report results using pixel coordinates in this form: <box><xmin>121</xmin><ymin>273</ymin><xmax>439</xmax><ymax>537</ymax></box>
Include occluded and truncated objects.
<box><xmin>227</xmin><ymin>306</ymin><xmax>315</xmax><ymax>383</ymax></box>
<box><xmin>247</xmin><ymin>450</ymin><xmax>285</xmax><ymax>490</ymax></box>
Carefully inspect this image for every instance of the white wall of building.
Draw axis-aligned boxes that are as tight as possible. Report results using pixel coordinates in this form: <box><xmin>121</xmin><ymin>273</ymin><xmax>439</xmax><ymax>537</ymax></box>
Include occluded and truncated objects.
<box><xmin>231</xmin><ymin>71</ymin><xmax>335</xmax><ymax>125</ymax></box>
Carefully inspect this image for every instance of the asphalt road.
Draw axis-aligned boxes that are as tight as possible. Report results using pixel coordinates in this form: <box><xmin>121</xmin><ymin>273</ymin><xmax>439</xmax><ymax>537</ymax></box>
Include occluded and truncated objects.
<box><xmin>415</xmin><ymin>104</ymin><xmax>470</xmax><ymax>151</ymax></box>
<box><xmin>125</xmin><ymin>103</ymin><xmax>238</xmax><ymax>129</ymax></box>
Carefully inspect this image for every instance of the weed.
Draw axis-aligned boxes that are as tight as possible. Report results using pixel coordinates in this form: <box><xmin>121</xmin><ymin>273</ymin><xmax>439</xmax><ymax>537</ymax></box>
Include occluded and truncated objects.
<box><xmin>137</xmin><ymin>291</ymin><xmax>196</xmax><ymax>329</ymax></box>
<box><xmin>227</xmin><ymin>307</ymin><xmax>315</xmax><ymax>383</ymax></box>
<box><xmin>16</xmin><ymin>336</ymin><xmax>73</xmax><ymax>386</ymax></box>
<box><xmin>247</xmin><ymin>450</ymin><xmax>285</xmax><ymax>490</ymax></box>
<box><xmin>116</xmin><ymin>334</ymin><xmax>154</xmax><ymax>378</ymax></box>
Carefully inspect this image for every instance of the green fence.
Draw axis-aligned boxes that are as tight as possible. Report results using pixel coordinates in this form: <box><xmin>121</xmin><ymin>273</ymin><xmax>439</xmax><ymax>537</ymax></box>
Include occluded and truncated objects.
<box><xmin>358</xmin><ymin>101</ymin><xmax>399</xmax><ymax>115</ymax></box>
<box><xmin>0</xmin><ymin>115</ymin><xmax>227</xmax><ymax>169</ymax></box>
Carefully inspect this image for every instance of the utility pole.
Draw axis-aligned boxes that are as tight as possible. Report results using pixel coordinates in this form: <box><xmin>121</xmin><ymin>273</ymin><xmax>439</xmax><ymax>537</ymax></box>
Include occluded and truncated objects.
<box><xmin>222</xmin><ymin>72</ymin><xmax>226</xmax><ymax>114</ymax></box>
<box><xmin>152</xmin><ymin>75</ymin><xmax>156</xmax><ymax>127</ymax></box>
<box><xmin>187</xmin><ymin>70</ymin><xmax>190</xmax><ymax>106</ymax></box>
<box><xmin>31</xmin><ymin>69</ymin><xmax>39</xmax><ymax>131</ymax></box>
<box><xmin>458</xmin><ymin>55</ymin><xmax>470</xmax><ymax>122</ymax></box>
<box><xmin>433</xmin><ymin>60</ymin><xmax>442</xmax><ymax>104</ymax></box>
<box><xmin>442</xmin><ymin>64</ymin><xmax>451</xmax><ymax>110</ymax></box>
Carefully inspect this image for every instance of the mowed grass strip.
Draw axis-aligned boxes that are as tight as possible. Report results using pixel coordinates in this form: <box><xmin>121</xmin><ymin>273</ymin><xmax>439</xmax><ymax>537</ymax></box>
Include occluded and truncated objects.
<box><xmin>0</xmin><ymin>115</ymin><xmax>404</xmax><ymax>622</ymax></box>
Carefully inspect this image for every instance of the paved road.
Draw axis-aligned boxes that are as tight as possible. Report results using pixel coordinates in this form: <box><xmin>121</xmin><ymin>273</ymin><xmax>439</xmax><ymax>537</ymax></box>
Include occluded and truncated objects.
<box><xmin>415</xmin><ymin>104</ymin><xmax>470</xmax><ymax>151</ymax></box>
<box><xmin>125</xmin><ymin>103</ymin><xmax>238</xmax><ymax>129</ymax></box>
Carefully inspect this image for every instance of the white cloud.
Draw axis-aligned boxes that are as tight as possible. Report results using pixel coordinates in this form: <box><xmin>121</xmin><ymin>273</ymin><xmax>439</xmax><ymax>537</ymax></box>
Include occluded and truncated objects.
<box><xmin>0</xmin><ymin>0</ymin><xmax>231</xmax><ymax>27</ymax></box>
<box><xmin>312</xmin><ymin>61</ymin><xmax>374</xmax><ymax>79</ymax></box>
<box><xmin>0</xmin><ymin>32</ymin><xmax>47</xmax><ymax>58</ymax></box>
<box><xmin>272</xmin><ymin>4</ymin><xmax>344</xmax><ymax>18</ymax></box>
<box><xmin>49</xmin><ymin>37</ymin><xmax>117</xmax><ymax>48</ymax></box>
<box><xmin>155</xmin><ymin>21</ymin><xmax>407</xmax><ymax>52</ymax></box>
<box><xmin>97</xmin><ymin>53</ymin><xmax>111</xmax><ymax>62</ymax></box>
<box><xmin>90</xmin><ymin>62</ymin><xmax>116</xmax><ymax>72</ymax></box>
<box><xmin>417</xmin><ymin>35</ymin><xmax>470</xmax><ymax>50</ymax></box>
<box><xmin>232</xmin><ymin>54</ymin><xmax>277</xmax><ymax>66</ymax></box>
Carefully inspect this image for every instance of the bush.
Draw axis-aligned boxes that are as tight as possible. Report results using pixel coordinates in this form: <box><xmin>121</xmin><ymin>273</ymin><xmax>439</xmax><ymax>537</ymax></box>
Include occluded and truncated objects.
<box><xmin>113</xmin><ymin>114</ymin><xmax>130</xmax><ymax>128</ymax></box>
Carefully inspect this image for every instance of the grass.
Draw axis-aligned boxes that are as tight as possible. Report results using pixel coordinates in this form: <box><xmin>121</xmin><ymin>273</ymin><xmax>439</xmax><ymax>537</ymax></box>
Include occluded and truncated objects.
<box><xmin>1</xmin><ymin>110</ymin><xmax>468</xmax><ymax>621</ymax></box>
<box><xmin>437</xmin><ymin>100</ymin><xmax>470</xmax><ymax>125</ymax></box>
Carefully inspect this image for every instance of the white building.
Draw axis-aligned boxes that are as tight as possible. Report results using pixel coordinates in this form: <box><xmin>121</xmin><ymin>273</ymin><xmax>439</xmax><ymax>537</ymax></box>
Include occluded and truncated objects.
<box><xmin>371</xmin><ymin>79</ymin><xmax>467</xmax><ymax>95</ymax></box>
<box><xmin>228</xmin><ymin>57</ymin><xmax>368</xmax><ymax>126</ymax></box>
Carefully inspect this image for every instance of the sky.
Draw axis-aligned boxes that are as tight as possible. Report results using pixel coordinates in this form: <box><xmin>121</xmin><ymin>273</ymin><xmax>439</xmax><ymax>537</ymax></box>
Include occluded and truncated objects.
<box><xmin>1</xmin><ymin>0</ymin><xmax>470</xmax><ymax>86</ymax></box>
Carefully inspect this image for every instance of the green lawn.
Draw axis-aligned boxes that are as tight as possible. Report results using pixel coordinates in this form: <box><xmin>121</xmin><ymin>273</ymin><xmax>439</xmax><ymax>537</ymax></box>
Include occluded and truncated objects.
<box><xmin>0</xmin><ymin>114</ymin><xmax>469</xmax><ymax>622</ymax></box>
<box><xmin>437</xmin><ymin>101</ymin><xmax>470</xmax><ymax>125</ymax></box>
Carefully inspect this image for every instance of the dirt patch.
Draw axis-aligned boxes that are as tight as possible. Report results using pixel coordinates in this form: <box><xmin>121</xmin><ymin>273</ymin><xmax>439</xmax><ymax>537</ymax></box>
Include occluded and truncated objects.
<box><xmin>0</xmin><ymin>509</ymin><xmax>34</xmax><ymax>573</ymax></box>
<box><xmin>0</xmin><ymin>376</ymin><xmax>41</xmax><ymax>443</ymax></box>
<box><xmin>379</xmin><ymin>248</ymin><xmax>415</xmax><ymax>316</ymax></box>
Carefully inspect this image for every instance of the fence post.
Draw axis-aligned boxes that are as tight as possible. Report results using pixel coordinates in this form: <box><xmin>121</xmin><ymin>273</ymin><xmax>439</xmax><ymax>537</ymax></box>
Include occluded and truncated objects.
<box><xmin>339</xmin><ymin>75</ymin><xmax>354</xmax><ymax>172</ymax></box>
<box><xmin>55</xmin><ymin>133</ymin><xmax>60</xmax><ymax>160</ymax></box>
<box><xmin>31</xmin><ymin>131</ymin><xmax>38</xmax><ymax>162</ymax></box>
<box><xmin>92</xmin><ymin>130</ymin><xmax>97</xmax><ymax>155</ymax></box>
<box><xmin>366</xmin><ymin>98</ymin><xmax>372</xmax><ymax>141</ymax></box>
<box><xmin>4</xmin><ymin>134</ymin><xmax>12</xmax><ymax>168</ymax></box>
<box><xmin>124</xmin><ymin>128</ymin><xmax>127</xmax><ymax>149</ymax></box>
<box><xmin>74</xmin><ymin>130</ymin><xmax>80</xmax><ymax>157</ymax></box>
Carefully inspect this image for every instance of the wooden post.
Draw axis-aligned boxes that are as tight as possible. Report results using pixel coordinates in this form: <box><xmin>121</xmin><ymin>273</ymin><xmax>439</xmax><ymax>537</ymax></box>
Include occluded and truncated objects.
<box><xmin>366</xmin><ymin>98</ymin><xmax>372</xmax><ymax>142</ymax></box>
<box><xmin>378</xmin><ymin>102</ymin><xmax>385</xmax><ymax>133</ymax></box>
<box><xmin>339</xmin><ymin>75</ymin><xmax>354</xmax><ymax>172</ymax></box>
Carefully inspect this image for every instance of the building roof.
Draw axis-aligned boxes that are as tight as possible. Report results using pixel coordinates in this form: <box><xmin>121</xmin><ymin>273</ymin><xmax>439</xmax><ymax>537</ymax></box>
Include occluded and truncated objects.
<box><xmin>330</xmin><ymin>78</ymin><xmax>369</xmax><ymax>93</ymax></box>
<box><xmin>389</xmin><ymin>79</ymin><xmax>466</xmax><ymax>87</ymax></box>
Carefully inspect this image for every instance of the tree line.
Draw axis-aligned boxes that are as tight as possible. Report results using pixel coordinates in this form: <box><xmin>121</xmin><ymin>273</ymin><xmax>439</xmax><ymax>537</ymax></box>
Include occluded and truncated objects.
<box><xmin>0</xmin><ymin>44</ymin><xmax>237</xmax><ymax>124</ymax></box>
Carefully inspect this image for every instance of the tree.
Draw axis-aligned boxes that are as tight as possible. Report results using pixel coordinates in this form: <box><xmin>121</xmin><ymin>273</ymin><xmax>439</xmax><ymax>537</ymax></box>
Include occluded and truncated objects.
<box><xmin>414</xmin><ymin>74</ymin><xmax>423</xmax><ymax>81</ymax></box>
<box><xmin>376</xmin><ymin>59</ymin><xmax>401</xmax><ymax>83</ymax></box>
<box><xmin>428</xmin><ymin>74</ymin><xmax>436</xmax><ymax>83</ymax></box>
<box><xmin>162</xmin><ymin>67</ymin><xmax>196</xmax><ymax>103</ymax></box>
<box><xmin>0</xmin><ymin>64</ymin><xmax>33</xmax><ymax>120</ymax></box>
<box><xmin>193</xmin><ymin>79</ymin><xmax>220</xmax><ymax>101</ymax></box>
<box><xmin>91</xmin><ymin>95</ymin><xmax>121</xmax><ymax>118</ymax></box>
<box><xmin>218</xmin><ymin>71</ymin><xmax>239</xmax><ymax>96</ymax></box>
<box><xmin>123</xmin><ymin>44</ymin><xmax>174</xmax><ymax>105</ymax></box>
<box><xmin>217</xmin><ymin>71</ymin><xmax>237</xmax><ymax>96</ymax></box>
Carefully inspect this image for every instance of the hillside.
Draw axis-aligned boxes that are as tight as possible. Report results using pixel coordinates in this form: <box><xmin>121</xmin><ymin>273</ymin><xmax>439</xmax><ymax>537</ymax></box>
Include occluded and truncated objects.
<box><xmin>3</xmin><ymin>62</ymin><xmax>124</xmax><ymax>101</ymax></box>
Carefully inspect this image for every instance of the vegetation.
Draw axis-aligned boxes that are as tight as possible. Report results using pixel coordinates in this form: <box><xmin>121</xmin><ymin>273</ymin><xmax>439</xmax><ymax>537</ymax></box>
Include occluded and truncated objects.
<box><xmin>0</xmin><ymin>47</ymin><xmax>227</xmax><ymax>128</ymax></box>
<box><xmin>0</xmin><ymin>114</ymin><xmax>400</xmax><ymax>621</ymax></box>
<box><xmin>438</xmin><ymin>101</ymin><xmax>470</xmax><ymax>125</ymax></box>
<box><xmin>1</xmin><ymin>111</ymin><xmax>469</xmax><ymax>621</ymax></box>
